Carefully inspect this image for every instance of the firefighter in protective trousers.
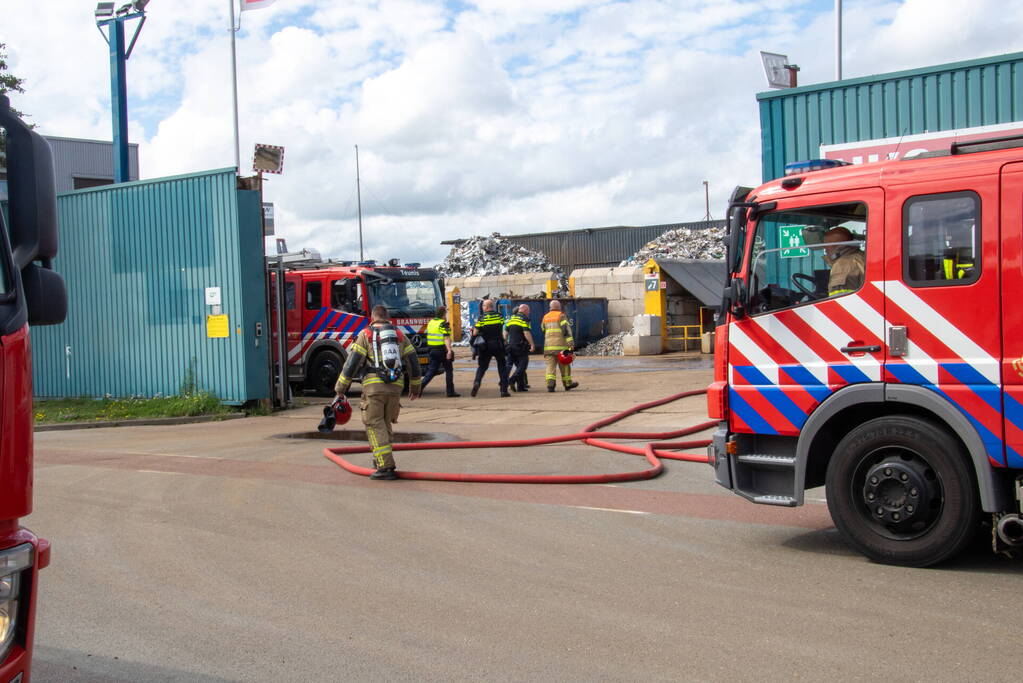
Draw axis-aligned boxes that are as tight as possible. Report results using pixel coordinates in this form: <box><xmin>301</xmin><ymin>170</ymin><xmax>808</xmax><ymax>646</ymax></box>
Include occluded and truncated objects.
<box><xmin>542</xmin><ymin>300</ymin><xmax>579</xmax><ymax>392</ymax></box>
<box><xmin>335</xmin><ymin>305</ymin><xmax>422</xmax><ymax>480</ymax></box>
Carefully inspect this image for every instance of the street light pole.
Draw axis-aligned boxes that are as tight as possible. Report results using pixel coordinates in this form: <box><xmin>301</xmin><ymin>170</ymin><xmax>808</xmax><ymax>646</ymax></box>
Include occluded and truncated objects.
<box><xmin>95</xmin><ymin>1</ymin><xmax>148</xmax><ymax>184</ymax></box>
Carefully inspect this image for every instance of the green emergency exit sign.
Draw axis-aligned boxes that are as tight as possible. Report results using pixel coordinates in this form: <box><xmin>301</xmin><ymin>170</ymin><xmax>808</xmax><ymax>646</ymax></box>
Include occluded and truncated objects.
<box><xmin>779</xmin><ymin>225</ymin><xmax>809</xmax><ymax>258</ymax></box>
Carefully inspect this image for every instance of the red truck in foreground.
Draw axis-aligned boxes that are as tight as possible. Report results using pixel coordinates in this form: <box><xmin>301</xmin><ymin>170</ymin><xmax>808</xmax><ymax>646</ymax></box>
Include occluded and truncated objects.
<box><xmin>0</xmin><ymin>94</ymin><xmax>67</xmax><ymax>680</ymax></box>
<box><xmin>709</xmin><ymin>138</ymin><xmax>1023</xmax><ymax>566</ymax></box>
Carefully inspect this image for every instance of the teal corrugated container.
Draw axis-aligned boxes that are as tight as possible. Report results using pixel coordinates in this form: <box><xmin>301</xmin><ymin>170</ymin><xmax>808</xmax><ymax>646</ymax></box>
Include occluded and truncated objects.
<box><xmin>30</xmin><ymin>168</ymin><xmax>269</xmax><ymax>403</ymax></box>
<box><xmin>758</xmin><ymin>51</ymin><xmax>1023</xmax><ymax>181</ymax></box>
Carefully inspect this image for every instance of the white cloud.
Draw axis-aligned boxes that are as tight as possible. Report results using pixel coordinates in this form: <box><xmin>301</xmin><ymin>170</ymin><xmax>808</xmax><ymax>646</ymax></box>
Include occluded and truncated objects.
<box><xmin>4</xmin><ymin>0</ymin><xmax>1021</xmax><ymax>266</ymax></box>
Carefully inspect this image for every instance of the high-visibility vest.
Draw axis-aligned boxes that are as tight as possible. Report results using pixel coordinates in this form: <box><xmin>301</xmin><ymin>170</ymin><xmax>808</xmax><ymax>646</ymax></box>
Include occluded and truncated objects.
<box><xmin>542</xmin><ymin>311</ymin><xmax>573</xmax><ymax>351</ymax></box>
<box><xmin>426</xmin><ymin>317</ymin><xmax>449</xmax><ymax>346</ymax></box>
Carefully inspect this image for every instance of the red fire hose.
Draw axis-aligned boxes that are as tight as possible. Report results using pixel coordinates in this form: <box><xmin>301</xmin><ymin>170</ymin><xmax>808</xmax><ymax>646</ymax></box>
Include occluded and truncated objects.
<box><xmin>323</xmin><ymin>390</ymin><xmax>715</xmax><ymax>483</ymax></box>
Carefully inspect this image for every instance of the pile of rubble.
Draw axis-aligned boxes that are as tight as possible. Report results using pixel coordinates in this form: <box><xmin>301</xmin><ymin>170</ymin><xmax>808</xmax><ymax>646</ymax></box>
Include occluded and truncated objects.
<box><xmin>619</xmin><ymin>225</ymin><xmax>727</xmax><ymax>266</ymax></box>
<box><xmin>575</xmin><ymin>332</ymin><xmax>626</xmax><ymax>356</ymax></box>
<box><xmin>452</xmin><ymin>302</ymin><xmax>472</xmax><ymax>345</ymax></box>
<box><xmin>435</xmin><ymin>233</ymin><xmax>568</xmax><ymax>290</ymax></box>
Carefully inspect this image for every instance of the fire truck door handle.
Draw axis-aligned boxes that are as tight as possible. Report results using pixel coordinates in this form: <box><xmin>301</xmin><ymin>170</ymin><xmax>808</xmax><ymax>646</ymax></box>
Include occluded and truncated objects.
<box><xmin>840</xmin><ymin>344</ymin><xmax>881</xmax><ymax>354</ymax></box>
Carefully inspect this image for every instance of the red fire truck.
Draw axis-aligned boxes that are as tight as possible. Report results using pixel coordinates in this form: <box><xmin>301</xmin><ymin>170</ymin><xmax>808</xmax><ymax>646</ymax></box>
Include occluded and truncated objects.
<box><xmin>271</xmin><ymin>255</ymin><xmax>442</xmax><ymax>396</ymax></box>
<box><xmin>708</xmin><ymin>137</ymin><xmax>1023</xmax><ymax>566</ymax></box>
<box><xmin>0</xmin><ymin>95</ymin><xmax>67</xmax><ymax>680</ymax></box>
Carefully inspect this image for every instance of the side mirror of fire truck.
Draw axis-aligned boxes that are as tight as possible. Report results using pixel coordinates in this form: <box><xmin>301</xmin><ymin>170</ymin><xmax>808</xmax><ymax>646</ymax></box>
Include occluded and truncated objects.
<box><xmin>725</xmin><ymin>277</ymin><xmax>746</xmax><ymax>319</ymax></box>
<box><xmin>0</xmin><ymin>95</ymin><xmax>67</xmax><ymax>327</ymax></box>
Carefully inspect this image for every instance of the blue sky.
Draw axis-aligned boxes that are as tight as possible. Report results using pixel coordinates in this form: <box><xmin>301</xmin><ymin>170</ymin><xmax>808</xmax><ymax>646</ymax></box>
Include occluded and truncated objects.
<box><xmin>5</xmin><ymin>0</ymin><xmax>1021</xmax><ymax>264</ymax></box>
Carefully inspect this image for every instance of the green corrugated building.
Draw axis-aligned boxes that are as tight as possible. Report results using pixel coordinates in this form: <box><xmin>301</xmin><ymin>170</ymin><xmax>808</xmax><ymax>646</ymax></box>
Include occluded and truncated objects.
<box><xmin>30</xmin><ymin>168</ymin><xmax>269</xmax><ymax>403</ymax></box>
<box><xmin>758</xmin><ymin>51</ymin><xmax>1023</xmax><ymax>181</ymax></box>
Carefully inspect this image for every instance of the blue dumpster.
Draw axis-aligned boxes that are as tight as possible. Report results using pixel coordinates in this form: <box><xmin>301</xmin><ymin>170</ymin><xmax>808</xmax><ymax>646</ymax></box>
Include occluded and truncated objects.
<box><xmin>466</xmin><ymin>298</ymin><xmax>608</xmax><ymax>350</ymax></box>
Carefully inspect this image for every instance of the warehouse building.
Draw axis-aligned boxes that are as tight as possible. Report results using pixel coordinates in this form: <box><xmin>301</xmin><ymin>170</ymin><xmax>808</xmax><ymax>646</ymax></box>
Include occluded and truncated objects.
<box><xmin>0</xmin><ymin>136</ymin><xmax>139</xmax><ymax>200</ymax></box>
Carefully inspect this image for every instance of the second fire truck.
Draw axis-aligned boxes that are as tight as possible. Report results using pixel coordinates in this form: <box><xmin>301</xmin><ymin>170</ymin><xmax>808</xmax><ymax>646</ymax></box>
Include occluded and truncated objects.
<box><xmin>271</xmin><ymin>255</ymin><xmax>443</xmax><ymax>396</ymax></box>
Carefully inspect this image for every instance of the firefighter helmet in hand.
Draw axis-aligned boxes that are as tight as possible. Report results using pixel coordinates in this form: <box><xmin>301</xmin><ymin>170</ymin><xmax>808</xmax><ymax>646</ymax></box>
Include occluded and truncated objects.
<box><xmin>318</xmin><ymin>397</ymin><xmax>353</xmax><ymax>432</ymax></box>
<box><xmin>557</xmin><ymin>350</ymin><xmax>574</xmax><ymax>366</ymax></box>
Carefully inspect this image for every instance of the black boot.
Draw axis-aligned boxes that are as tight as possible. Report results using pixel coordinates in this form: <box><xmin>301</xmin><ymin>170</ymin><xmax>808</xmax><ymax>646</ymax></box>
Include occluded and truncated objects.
<box><xmin>564</xmin><ymin>381</ymin><xmax>579</xmax><ymax>391</ymax></box>
<box><xmin>500</xmin><ymin>389</ymin><xmax>511</xmax><ymax>397</ymax></box>
<box><xmin>470</xmin><ymin>382</ymin><xmax>480</xmax><ymax>397</ymax></box>
<box><xmin>447</xmin><ymin>392</ymin><xmax>461</xmax><ymax>397</ymax></box>
<box><xmin>547</xmin><ymin>381</ymin><xmax>556</xmax><ymax>393</ymax></box>
<box><xmin>370</xmin><ymin>467</ymin><xmax>398</xmax><ymax>480</ymax></box>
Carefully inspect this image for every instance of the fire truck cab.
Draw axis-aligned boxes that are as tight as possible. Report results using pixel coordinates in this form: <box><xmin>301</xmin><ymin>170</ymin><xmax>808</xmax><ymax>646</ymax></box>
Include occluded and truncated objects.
<box><xmin>272</xmin><ymin>256</ymin><xmax>442</xmax><ymax>396</ymax></box>
<box><xmin>0</xmin><ymin>94</ymin><xmax>67</xmax><ymax>680</ymax></box>
<box><xmin>709</xmin><ymin>136</ymin><xmax>1023</xmax><ymax>566</ymax></box>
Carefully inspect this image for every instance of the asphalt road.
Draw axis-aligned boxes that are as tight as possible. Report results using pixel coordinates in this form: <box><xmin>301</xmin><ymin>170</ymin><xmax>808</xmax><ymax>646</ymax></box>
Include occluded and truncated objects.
<box><xmin>27</xmin><ymin>355</ymin><xmax>1022</xmax><ymax>682</ymax></box>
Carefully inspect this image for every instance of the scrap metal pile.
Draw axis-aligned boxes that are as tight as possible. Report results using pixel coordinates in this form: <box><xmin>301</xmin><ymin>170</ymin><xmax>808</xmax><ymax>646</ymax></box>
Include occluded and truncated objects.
<box><xmin>435</xmin><ymin>233</ymin><xmax>567</xmax><ymax>290</ymax></box>
<box><xmin>619</xmin><ymin>225</ymin><xmax>727</xmax><ymax>266</ymax></box>
<box><xmin>576</xmin><ymin>332</ymin><xmax>626</xmax><ymax>356</ymax></box>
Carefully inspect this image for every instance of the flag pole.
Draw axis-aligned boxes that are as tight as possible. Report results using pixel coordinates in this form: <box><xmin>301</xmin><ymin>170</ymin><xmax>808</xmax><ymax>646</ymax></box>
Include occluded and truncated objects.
<box><xmin>229</xmin><ymin>0</ymin><xmax>241</xmax><ymax>172</ymax></box>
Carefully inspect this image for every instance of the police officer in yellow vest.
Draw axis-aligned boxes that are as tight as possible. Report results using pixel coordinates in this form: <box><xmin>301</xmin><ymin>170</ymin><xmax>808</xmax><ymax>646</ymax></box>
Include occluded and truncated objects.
<box><xmin>470</xmin><ymin>298</ymin><xmax>511</xmax><ymax>397</ymax></box>
<box><xmin>335</xmin><ymin>305</ymin><xmax>422</xmax><ymax>480</ymax></box>
<box><xmin>542</xmin><ymin>300</ymin><xmax>579</xmax><ymax>392</ymax></box>
<box><xmin>420</xmin><ymin>305</ymin><xmax>460</xmax><ymax>397</ymax></box>
<box><xmin>504</xmin><ymin>304</ymin><xmax>535</xmax><ymax>392</ymax></box>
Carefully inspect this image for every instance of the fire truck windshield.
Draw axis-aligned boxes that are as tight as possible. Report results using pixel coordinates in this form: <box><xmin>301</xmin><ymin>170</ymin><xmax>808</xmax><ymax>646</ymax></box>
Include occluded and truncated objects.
<box><xmin>367</xmin><ymin>278</ymin><xmax>442</xmax><ymax>318</ymax></box>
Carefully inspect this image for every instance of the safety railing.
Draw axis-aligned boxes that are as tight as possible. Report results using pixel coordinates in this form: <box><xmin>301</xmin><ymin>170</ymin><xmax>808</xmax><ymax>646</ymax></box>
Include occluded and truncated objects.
<box><xmin>665</xmin><ymin>324</ymin><xmax>702</xmax><ymax>351</ymax></box>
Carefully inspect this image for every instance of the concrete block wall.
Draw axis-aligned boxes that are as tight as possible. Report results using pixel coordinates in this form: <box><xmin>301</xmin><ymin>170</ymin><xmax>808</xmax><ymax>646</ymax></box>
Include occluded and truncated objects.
<box><xmin>444</xmin><ymin>272</ymin><xmax>555</xmax><ymax>302</ymax></box>
<box><xmin>570</xmin><ymin>266</ymin><xmax>645</xmax><ymax>334</ymax></box>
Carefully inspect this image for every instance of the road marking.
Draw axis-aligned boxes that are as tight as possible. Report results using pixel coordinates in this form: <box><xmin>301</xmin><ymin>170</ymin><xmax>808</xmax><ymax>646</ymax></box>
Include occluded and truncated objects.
<box><xmin>570</xmin><ymin>505</ymin><xmax>649</xmax><ymax>515</ymax></box>
<box><xmin>136</xmin><ymin>469</ymin><xmax>183</xmax><ymax>475</ymax></box>
<box><xmin>37</xmin><ymin>447</ymin><xmax>228</xmax><ymax>460</ymax></box>
<box><xmin>807</xmin><ymin>497</ymin><xmax>828</xmax><ymax>503</ymax></box>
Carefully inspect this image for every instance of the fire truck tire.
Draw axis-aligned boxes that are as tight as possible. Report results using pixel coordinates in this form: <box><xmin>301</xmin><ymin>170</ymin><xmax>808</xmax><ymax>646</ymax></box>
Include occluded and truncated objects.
<box><xmin>825</xmin><ymin>415</ymin><xmax>980</xmax><ymax>567</ymax></box>
<box><xmin>308</xmin><ymin>349</ymin><xmax>344</xmax><ymax>397</ymax></box>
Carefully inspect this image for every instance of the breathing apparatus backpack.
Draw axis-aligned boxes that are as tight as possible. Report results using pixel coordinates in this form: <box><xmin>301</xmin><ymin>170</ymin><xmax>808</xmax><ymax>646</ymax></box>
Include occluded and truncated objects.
<box><xmin>369</xmin><ymin>323</ymin><xmax>404</xmax><ymax>383</ymax></box>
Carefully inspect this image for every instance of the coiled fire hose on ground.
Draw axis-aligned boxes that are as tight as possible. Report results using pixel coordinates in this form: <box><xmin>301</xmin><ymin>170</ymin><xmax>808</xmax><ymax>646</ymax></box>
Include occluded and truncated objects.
<box><xmin>323</xmin><ymin>390</ymin><xmax>715</xmax><ymax>484</ymax></box>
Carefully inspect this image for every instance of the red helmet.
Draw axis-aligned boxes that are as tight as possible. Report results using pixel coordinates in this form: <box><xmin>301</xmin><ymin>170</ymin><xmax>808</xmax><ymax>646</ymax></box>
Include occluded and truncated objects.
<box><xmin>333</xmin><ymin>397</ymin><xmax>353</xmax><ymax>426</ymax></box>
<box><xmin>557</xmin><ymin>350</ymin><xmax>574</xmax><ymax>366</ymax></box>
<box><xmin>318</xmin><ymin>398</ymin><xmax>353</xmax><ymax>433</ymax></box>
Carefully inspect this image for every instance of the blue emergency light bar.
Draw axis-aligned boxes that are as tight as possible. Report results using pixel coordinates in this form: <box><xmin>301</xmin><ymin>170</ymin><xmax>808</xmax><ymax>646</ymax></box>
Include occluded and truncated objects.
<box><xmin>357</xmin><ymin>260</ymin><xmax>376</xmax><ymax>267</ymax></box>
<box><xmin>784</xmin><ymin>158</ymin><xmax>851</xmax><ymax>176</ymax></box>
<box><xmin>404</xmin><ymin>262</ymin><xmax>421</xmax><ymax>268</ymax></box>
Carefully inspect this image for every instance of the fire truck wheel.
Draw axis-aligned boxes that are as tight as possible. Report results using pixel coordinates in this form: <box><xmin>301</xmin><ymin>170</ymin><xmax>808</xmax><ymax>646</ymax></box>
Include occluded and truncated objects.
<box><xmin>825</xmin><ymin>415</ymin><xmax>980</xmax><ymax>567</ymax></box>
<box><xmin>309</xmin><ymin>350</ymin><xmax>344</xmax><ymax>397</ymax></box>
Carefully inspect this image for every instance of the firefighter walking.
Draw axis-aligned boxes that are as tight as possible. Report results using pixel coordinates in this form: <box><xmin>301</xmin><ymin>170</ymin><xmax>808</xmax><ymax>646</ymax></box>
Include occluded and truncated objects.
<box><xmin>335</xmin><ymin>305</ymin><xmax>422</xmax><ymax>480</ymax></box>
<box><xmin>420</xmin><ymin>305</ymin><xmax>460</xmax><ymax>397</ymax></box>
<box><xmin>542</xmin><ymin>300</ymin><xmax>579</xmax><ymax>392</ymax></box>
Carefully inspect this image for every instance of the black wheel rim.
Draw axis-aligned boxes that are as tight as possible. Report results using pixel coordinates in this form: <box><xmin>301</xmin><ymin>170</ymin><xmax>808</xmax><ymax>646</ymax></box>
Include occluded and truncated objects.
<box><xmin>317</xmin><ymin>357</ymin><xmax>340</xmax><ymax>392</ymax></box>
<box><xmin>850</xmin><ymin>445</ymin><xmax>944</xmax><ymax>541</ymax></box>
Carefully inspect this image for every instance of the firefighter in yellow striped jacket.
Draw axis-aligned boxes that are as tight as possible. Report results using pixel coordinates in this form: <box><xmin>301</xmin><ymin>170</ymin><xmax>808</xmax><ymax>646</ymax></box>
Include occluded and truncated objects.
<box><xmin>541</xmin><ymin>300</ymin><xmax>579</xmax><ymax>392</ymax></box>
<box><xmin>335</xmin><ymin>306</ymin><xmax>422</xmax><ymax>480</ymax></box>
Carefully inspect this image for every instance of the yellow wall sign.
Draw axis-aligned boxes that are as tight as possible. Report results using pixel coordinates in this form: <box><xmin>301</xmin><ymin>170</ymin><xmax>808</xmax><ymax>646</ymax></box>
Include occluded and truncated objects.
<box><xmin>207</xmin><ymin>314</ymin><xmax>230</xmax><ymax>338</ymax></box>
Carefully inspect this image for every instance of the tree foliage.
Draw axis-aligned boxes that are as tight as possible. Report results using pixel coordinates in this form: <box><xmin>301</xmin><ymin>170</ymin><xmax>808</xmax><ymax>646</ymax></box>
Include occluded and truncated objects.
<box><xmin>0</xmin><ymin>43</ymin><xmax>25</xmax><ymax>101</ymax></box>
<box><xmin>0</xmin><ymin>42</ymin><xmax>29</xmax><ymax>157</ymax></box>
